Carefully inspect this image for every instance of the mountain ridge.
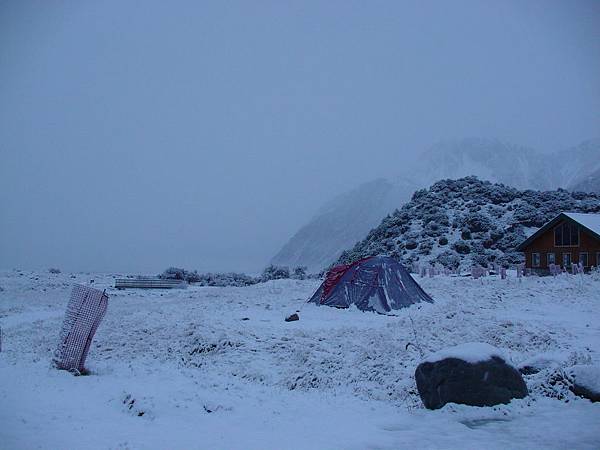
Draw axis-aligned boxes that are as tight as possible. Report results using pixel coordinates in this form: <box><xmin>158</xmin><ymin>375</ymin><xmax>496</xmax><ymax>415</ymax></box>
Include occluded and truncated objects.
<box><xmin>271</xmin><ymin>138</ymin><xmax>600</xmax><ymax>272</ymax></box>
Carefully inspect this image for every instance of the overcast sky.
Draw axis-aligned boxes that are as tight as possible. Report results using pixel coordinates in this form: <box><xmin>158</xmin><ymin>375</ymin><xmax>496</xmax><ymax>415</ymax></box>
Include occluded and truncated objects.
<box><xmin>1</xmin><ymin>1</ymin><xmax>599</xmax><ymax>274</ymax></box>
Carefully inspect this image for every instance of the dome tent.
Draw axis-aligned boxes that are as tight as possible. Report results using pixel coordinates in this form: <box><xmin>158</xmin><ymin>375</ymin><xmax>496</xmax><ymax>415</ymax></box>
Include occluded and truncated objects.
<box><xmin>309</xmin><ymin>256</ymin><xmax>433</xmax><ymax>313</ymax></box>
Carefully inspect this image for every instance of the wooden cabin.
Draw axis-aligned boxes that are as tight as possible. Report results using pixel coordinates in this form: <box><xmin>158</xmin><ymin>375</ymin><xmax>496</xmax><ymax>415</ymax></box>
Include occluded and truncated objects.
<box><xmin>517</xmin><ymin>212</ymin><xmax>600</xmax><ymax>273</ymax></box>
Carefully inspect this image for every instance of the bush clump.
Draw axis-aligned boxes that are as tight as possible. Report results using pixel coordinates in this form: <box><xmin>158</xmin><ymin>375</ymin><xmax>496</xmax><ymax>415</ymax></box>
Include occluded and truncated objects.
<box><xmin>159</xmin><ymin>264</ymin><xmax>315</xmax><ymax>287</ymax></box>
<box><xmin>260</xmin><ymin>265</ymin><xmax>290</xmax><ymax>282</ymax></box>
<box><xmin>453</xmin><ymin>240</ymin><xmax>471</xmax><ymax>254</ymax></box>
<box><xmin>291</xmin><ymin>266</ymin><xmax>308</xmax><ymax>280</ymax></box>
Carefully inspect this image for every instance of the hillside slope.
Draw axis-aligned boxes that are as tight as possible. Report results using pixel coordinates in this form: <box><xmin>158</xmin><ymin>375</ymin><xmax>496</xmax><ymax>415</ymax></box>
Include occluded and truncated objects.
<box><xmin>337</xmin><ymin>177</ymin><xmax>600</xmax><ymax>269</ymax></box>
<box><xmin>564</xmin><ymin>139</ymin><xmax>600</xmax><ymax>193</ymax></box>
<box><xmin>270</xmin><ymin>179</ymin><xmax>418</xmax><ymax>272</ymax></box>
<box><xmin>570</xmin><ymin>167</ymin><xmax>600</xmax><ymax>194</ymax></box>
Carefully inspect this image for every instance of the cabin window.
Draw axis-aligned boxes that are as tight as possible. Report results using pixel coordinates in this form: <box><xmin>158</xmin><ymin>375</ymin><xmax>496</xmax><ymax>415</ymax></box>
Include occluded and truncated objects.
<box><xmin>562</xmin><ymin>253</ymin><xmax>571</xmax><ymax>268</ymax></box>
<box><xmin>554</xmin><ymin>222</ymin><xmax>579</xmax><ymax>246</ymax></box>
<box><xmin>531</xmin><ymin>253</ymin><xmax>540</xmax><ymax>267</ymax></box>
<box><xmin>547</xmin><ymin>253</ymin><xmax>555</xmax><ymax>265</ymax></box>
<box><xmin>579</xmin><ymin>253</ymin><xmax>588</xmax><ymax>267</ymax></box>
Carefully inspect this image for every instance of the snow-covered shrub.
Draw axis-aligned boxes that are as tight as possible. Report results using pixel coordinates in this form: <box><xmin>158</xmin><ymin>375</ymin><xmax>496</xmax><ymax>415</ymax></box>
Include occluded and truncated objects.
<box><xmin>435</xmin><ymin>251</ymin><xmax>460</xmax><ymax>269</ymax></box>
<box><xmin>184</xmin><ymin>271</ymin><xmax>202</xmax><ymax>283</ymax></box>
<box><xmin>160</xmin><ymin>267</ymin><xmax>187</xmax><ymax>280</ymax></box>
<box><xmin>423</xmin><ymin>221</ymin><xmax>442</xmax><ymax>237</ymax></box>
<box><xmin>471</xmin><ymin>253</ymin><xmax>490</xmax><ymax>268</ymax></box>
<box><xmin>160</xmin><ymin>267</ymin><xmax>259</xmax><ymax>286</ymax></box>
<box><xmin>487</xmin><ymin>204</ymin><xmax>506</xmax><ymax>218</ymax></box>
<box><xmin>260</xmin><ymin>265</ymin><xmax>291</xmax><ymax>282</ymax></box>
<box><xmin>48</xmin><ymin>268</ymin><xmax>61</xmax><ymax>274</ymax></box>
<box><xmin>495</xmin><ymin>252</ymin><xmax>523</xmax><ymax>267</ymax></box>
<box><xmin>513</xmin><ymin>202</ymin><xmax>544</xmax><ymax>227</ymax></box>
<box><xmin>461</xmin><ymin>211</ymin><xmax>493</xmax><ymax>232</ymax></box>
<box><xmin>453</xmin><ymin>240</ymin><xmax>471</xmax><ymax>254</ymax></box>
<box><xmin>405</xmin><ymin>240</ymin><xmax>418</xmax><ymax>250</ymax></box>
<box><xmin>418</xmin><ymin>240</ymin><xmax>433</xmax><ymax>255</ymax></box>
<box><xmin>291</xmin><ymin>266</ymin><xmax>308</xmax><ymax>280</ymax></box>
<box><xmin>496</xmin><ymin>227</ymin><xmax>526</xmax><ymax>252</ymax></box>
<box><xmin>489</xmin><ymin>229</ymin><xmax>504</xmax><ymax>242</ymax></box>
<box><xmin>160</xmin><ymin>267</ymin><xmax>201</xmax><ymax>283</ymax></box>
<box><xmin>197</xmin><ymin>272</ymin><xmax>257</xmax><ymax>287</ymax></box>
<box><xmin>421</xmin><ymin>209</ymin><xmax>449</xmax><ymax>227</ymax></box>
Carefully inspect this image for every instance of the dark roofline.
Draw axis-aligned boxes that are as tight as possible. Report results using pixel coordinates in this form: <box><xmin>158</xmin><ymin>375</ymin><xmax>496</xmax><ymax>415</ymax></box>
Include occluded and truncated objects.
<box><xmin>516</xmin><ymin>213</ymin><xmax>600</xmax><ymax>251</ymax></box>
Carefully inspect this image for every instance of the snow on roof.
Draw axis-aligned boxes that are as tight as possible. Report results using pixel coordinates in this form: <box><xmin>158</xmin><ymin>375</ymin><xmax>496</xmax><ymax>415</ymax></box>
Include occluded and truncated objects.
<box><xmin>422</xmin><ymin>342</ymin><xmax>508</xmax><ymax>365</ymax></box>
<box><xmin>563</xmin><ymin>212</ymin><xmax>600</xmax><ymax>236</ymax></box>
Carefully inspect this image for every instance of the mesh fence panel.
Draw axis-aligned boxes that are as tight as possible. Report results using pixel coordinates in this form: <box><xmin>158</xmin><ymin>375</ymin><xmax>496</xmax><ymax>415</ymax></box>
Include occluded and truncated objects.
<box><xmin>54</xmin><ymin>284</ymin><xmax>108</xmax><ymax>373</ymax></box>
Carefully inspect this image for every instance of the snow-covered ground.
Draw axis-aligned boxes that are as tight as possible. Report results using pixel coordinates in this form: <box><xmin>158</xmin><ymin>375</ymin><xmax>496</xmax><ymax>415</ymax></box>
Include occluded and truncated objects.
<box><xmin>1</xmin><ymin>269</ymin><xmax>599</xmax><ymax>450</ymax></box>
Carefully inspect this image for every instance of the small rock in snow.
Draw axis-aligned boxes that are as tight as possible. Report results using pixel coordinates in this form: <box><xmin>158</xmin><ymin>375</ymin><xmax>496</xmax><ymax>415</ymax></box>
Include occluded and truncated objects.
<box><xmin>285</xmin><ymin>313</ymin><xmax>299</xmax><ymax>322</ymax></box>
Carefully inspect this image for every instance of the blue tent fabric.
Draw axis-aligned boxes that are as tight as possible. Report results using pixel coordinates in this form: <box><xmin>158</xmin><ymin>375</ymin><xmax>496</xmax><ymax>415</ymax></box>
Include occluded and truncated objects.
<box><xmin>309</xmin><ymin>256</ymin><xmax>433</xmax><ymax>313</ymax></box>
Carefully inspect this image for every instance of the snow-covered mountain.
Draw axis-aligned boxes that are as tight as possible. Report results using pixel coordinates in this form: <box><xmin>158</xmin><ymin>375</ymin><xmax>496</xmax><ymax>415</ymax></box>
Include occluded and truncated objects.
<box><xmin>337</xmin><ymin>177</ymin><xmax>600</xmax><ymax>269</ymax></box>
<box><xmin>271</xmin><ymin>138</ymin><xmax>600</xmax><ymax>272</ymax></box>
<box><xmin>415</xmin><ymin>138</ymin><xmax>556</xmax><ymax>190</ymax></box>
<box><xmin>562</xmin><ymin>139</ymin><xmax>600</xmax><ymax>192</ymax></box>
<box><xmin>270</xmin><ymin>179</ymin><xmax>418</xmax><ymax>272</ymax></box>
<box><xmin>570</xmin><ymin>167</ymin><xmax>600</xmax><ymax>194</ymax></box>
<box><xmin>416</xmin><ymin>138</ymin><xmax>600</xmax><ymax>191</ymax></box>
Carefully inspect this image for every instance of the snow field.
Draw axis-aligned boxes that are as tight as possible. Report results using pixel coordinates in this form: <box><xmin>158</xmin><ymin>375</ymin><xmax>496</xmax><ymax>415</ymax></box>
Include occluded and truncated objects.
<box><xmin>1</xmin><ymin>269</ymin><xmax>599</xmax><ymax>449</ymax></box>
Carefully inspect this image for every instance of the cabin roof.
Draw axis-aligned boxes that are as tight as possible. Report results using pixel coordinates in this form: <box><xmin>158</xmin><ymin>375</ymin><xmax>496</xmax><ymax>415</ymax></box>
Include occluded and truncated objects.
<box><xmin>562</xmin><ymin>212</ymin><xmax>600</xmax><ymax>236</ymax></box>
<box><xmin>516</xmin><ymin>212</ymin><xmax>600</xmax><ymax>251</ymax></box>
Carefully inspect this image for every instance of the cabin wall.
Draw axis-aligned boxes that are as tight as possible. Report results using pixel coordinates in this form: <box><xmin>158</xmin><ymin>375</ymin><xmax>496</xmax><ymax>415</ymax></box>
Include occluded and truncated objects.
<box><xmin>523</xmin><ymin>222</ymin><xmax>600</xmax><ymax>270</ymax></box>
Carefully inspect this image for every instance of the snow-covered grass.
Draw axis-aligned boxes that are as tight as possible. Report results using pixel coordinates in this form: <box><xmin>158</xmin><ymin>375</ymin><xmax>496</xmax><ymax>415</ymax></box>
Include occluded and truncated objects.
<box><xmin>1</xmin><ymin>269</ymin><xmax>599</xmax><ymax>449</ymax></box>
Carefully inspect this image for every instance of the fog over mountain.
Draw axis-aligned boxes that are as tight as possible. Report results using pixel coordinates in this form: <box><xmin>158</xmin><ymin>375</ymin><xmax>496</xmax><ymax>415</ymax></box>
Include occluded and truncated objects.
<box><xmin>570</xmin><ymin>167</ymin><xmax>600</xmax><ymax>194</ymax></box>
<box><xmin>272</xmin><ymin>138</ymin><xmax>600</xmax><ymax>272</ymax></box>
<box><xmin>1</xmin><ymin>2</ymin><xmax>599</xmax><ymax>274</ymax></box>
<box><xmin>414</xmin><ymin>138</ymin><xmax>600</xmax><ymax>192</ymax></box>
<box><xmin>562</xmin><ymin>139</ymin><xmax>600</xmax><ymax>191</ymax></box>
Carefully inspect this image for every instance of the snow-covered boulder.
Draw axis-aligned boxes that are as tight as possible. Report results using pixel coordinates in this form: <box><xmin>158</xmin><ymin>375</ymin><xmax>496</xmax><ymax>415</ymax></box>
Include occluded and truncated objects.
<box><xmin>415</xmin><ymin>343</ymin><xmax>528</xmax><ymax>410</ymax></box>
<box><xmin>569</xmin><ymin>365</ymin><xmax>600</xmax><ymax>402</ymax></box>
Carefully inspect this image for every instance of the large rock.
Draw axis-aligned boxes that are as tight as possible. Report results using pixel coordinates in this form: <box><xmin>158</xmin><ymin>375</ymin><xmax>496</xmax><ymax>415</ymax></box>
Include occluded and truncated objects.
<box><xmin>415</xmin><ymin>343</ymin><xmax>528</xmax><ymax>410</ymax></box>
<box><xmin>569</xmin><ymin>365</ymin><xmax>600</xmax><ymax>402</ymax></box>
